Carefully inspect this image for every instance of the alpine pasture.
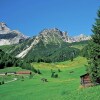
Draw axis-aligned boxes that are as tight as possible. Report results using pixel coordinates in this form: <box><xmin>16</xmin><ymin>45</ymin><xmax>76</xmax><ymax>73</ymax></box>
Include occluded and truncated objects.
<box><xmin>0</xmin><ymin>57</ymin><xmax>100</xmax><ymax>100</ymax></box>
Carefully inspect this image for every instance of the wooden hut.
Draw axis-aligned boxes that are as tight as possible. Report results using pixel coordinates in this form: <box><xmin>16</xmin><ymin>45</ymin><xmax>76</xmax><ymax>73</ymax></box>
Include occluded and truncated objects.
<box><xmin>80</xmin><ymin>73</ymin><xmax>93</xmax><ymax>87</ymax></box>
<box><xmin>16</xmin><ymin>71</ymin><xmax>31</xmax><ymax>75</ymax></box>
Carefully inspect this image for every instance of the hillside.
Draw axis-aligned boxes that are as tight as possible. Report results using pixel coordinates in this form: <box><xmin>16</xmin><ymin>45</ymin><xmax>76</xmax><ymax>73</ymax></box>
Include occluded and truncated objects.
<box><xmin>0</xmin><ymin>40</ymin><xmax>89</xmax><ymax>63</ymax></box>
<box><xmin>70</xmin><ymin>40</ymin><xmax>89</xmax><ymax>50</ymax></box>
<box><xmin>0</xmin><ymin>28</ymin><xmax>86</xmax><ymax>63</ymax></box>
<box><xmin>23</xmin><ymin>40</ymin><xmax>80</xmax><ymax>62</ymax></box>
<box><xmin>0</xmin><ymin>26</ymin><xmax>90</xmax><ymax>63</ymax></box>
<box><xmin>0</xmin><ymin>57</ymin><xmax>100</xmax><ymax>100</ymax></box>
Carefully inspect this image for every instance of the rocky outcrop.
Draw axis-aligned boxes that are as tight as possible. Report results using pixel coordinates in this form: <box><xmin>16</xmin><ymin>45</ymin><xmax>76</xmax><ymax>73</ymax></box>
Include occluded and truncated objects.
<box><xmin>0</xmin><ymin>22</ymin><xmax>91</xmax><ymax>46</ymax></box>
<box><xmin>0</xmin><ymin>22</ymin><xmax>10</xmax><ymax>33</ymax></box>
<box><xmin>38</xmin><ymin>28</ymin><xmax>91</xmax><ymax>43</ymax></box>
<box><xmin>69</xmin><ymin>34</ymin><xmax>91</xmax><ymax>43</ymax></box>
<box><xmin>16</xmin><ymin>36</ymin><xmax>40</xmax><ymax>58</ymax></box>
<box><xmin>0</xmin><ymin>22</ymin><xmax>28</xmax><ymax>45</ymax></box>
<box><xmin>39</xmin><ymin>28</ymin><xmax>69</xmax><ymax>44</ymax></box>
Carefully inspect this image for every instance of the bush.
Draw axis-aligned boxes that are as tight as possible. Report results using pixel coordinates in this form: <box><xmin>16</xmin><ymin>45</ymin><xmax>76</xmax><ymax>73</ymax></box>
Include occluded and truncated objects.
<box><xmin>37</xmin><ymin>69</ymin><xmax>42</xmax><ymax>74</ymax></box>
<box><xmin>2</xmin><ymin>81</ymin><xmax>4</xmax><ymax>84</ymax></box>
<box><xmin>0</xmin><ymin>82</ymin><xmax>2</xmax><ymax>85</ymax></box>
<box><xmin>51</xmin><ymin>72</ymin><xmax>58</xmax><ymax>78</ymax></box>
<box><xmin>58</xmin><ymin>69</ymin><xmax>61</xmax><ymax>72</ymax></box>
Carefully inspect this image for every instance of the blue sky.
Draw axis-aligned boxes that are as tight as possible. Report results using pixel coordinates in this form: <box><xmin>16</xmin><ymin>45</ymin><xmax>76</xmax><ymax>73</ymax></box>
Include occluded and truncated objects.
<box><xmin>0</xmin><ymin>0</ymin><xmax>100</xmax><ymax>37</ymax></box>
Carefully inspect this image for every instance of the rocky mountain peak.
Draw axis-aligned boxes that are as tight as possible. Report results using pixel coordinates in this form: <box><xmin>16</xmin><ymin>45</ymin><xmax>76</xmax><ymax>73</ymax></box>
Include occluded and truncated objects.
<box><xmin>0</xmin><ymin>22</ymin><xmax>10</xmax><ymax>34</ymax></box>
<box><xmin>38</xmin><ymin>28</ymin><xmax>91</xmax><ymax>43</ymax></box>
<box><xmin>40</xmin><ymin>28</ymin><xmax>60</xmax><ymax>35</ymax></box>
<box><xmin>72</xmin><ymin>34</ymin><xmax>91</xmax><ymax>42</ymax></box>
<box><xmin>39</xmin><ymin>28</ymin><xmax>69</xmax><ymax>44</ymax></box>
<box><xmin>0</xmin><ymin>22</ymin><xmax>27</xmax><ymax>45</ymax></box>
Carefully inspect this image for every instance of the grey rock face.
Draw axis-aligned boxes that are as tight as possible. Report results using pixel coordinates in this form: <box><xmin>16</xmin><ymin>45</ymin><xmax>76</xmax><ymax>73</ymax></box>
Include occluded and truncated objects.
<box><xmin>39</xmin><ymin>28</ymin><xmax>69</xmax><ymax>44</ymax></box>
<box><xmin>38</xmin><ymin>28</ymin><xmax>91</xmax><ymax>43</ymax></box>
<box><xmin>0</xmin><ymin>22</ymin><xmax>27</xmax><ymax>45</ymax></box>
<box><xmin>69</xmin><ymin>34</ymin><xmax>91</xmax><ymax>42</ymax></box>
<box><xmin>0</xmin><ymin>22</ymin><xmax>10</xmax><ymax>34</ymax></box>
<box><xmin>0</xmin><ymin>22</ymin><xmax>91</xmax><ymax>46</ymax></box>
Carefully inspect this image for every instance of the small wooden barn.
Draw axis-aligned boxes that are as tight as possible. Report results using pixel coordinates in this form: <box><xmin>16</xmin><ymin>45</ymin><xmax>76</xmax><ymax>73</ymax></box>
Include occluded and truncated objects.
<box><xmin>16</xmin><ymin>71</ymin><xmax>31</xmax><ymax>74</ymax></box>
<box><xmin>80</xmin><ymin>73</ymin><xmax>93</xmax><ymax>87</ymax></box>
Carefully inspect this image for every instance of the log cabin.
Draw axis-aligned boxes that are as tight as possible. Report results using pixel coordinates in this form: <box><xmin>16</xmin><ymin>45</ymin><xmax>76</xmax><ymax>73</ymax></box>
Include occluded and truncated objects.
<box><xmin>80</xmin><ymin>73</ymin><xmax>93</xmax><ymax>87</ymax></box>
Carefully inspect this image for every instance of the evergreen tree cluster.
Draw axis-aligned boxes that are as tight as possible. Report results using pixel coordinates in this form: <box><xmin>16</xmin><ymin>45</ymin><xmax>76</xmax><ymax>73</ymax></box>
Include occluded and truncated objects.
<box><xmin>0</xmin><ymin>49</ymin><xmax>36</xmax><ymax>72</ymax></box>
<box><xmin>81</xmin><ymin>45</ymin><xmax>89</xmax><ymax>57</ymax></box>
<box><xmin>87</xmin><ymin>9</ymin><xmax>100</xmax><ymax>84</ymax></box>
<box><xmin>0</xmin><ymin>49</ymin><xmax>18</xmax><ymax>68</ymax></box>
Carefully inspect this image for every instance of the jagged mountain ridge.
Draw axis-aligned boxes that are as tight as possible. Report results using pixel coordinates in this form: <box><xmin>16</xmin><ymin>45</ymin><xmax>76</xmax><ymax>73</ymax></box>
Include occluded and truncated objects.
<box><xmin>8</xmin><ymin>28</ymin><xmax>82</xmax><ymax>61</ymax></box>
<box><xmin>15</xmin><ymin>28</ymin><xmax>74</xmax><ymax>58</ymax></box>
<box><xmin>12</xmin><ymin>28</ymin><xmax>67</xmax><ymax>58</ymax></box>
<box><xmin>0</xmin><ymin>22</ymin><xmax>90</xmax><ymax>62</ymax></box>
<box><xmin>0</xmin><ymin>22</ymin><xmax>91</xmax><ymax>46</ymax></box>
<box><xmin>39</xmin><ymin>28</ymin><xmax>68</xmax><ymax>43</ymax></box>
<box><xmin>39</xmin><ymin>28</ymin><xmax>91</xmax><ymax>43</ymax></box>
<box><xmin>69</xmin><ymin>34</ymin><xmax>91</xmax><ymax>42</ymax></box>
<box><xmin>0</xmin><ymin>22</ymin><xmax>28</xmax><ymax>45</ymax></box>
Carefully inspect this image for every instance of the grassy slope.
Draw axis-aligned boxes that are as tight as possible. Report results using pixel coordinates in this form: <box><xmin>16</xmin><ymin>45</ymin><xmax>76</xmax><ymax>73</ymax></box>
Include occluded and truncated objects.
<box><xmin>0</xmin><ymin>67</ymin><xmax>28</xmax><ymax>73</ymax></box>
<box><xmin>0</xmin><ymin>57</ymin><xmax>100</xmax><ymax>100</ymax></box>
<box><xmin>71</xmin><ymin>45</ymin><xmax>85</xmax><ymax>50</ymax></box>
<box><xmin>69</xmin><ymin>41</ymin><xmax>88</xmax><ymax>50</ymax></box>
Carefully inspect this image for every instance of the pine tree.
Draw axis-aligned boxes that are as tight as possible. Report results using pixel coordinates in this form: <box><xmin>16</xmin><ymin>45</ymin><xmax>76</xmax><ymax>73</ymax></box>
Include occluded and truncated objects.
<box><xmin>87</xmin><ymin>9</ymin><xmax>100</xmax><ymax>84</ymax></box>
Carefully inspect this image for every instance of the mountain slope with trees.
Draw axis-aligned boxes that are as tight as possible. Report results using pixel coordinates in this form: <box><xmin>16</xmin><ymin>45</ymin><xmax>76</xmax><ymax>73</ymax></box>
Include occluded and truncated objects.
<box><xmin>24</xmin><ymin>41</ymin><xmax>80</xmax><ymax>63</ymax></box>
<box><xmin>0</xmin><ymin>28</ymin><xmax>82</xmax><ymax>63</ymax></box>
<box><xmin>0</xmin><ymin>49</ymin><xmax>36</xmax><ymax>72</ymax></box>
<box><xmin>0</xmin><ymin>49</ymin><xmax>19</xmax><ymax>69</ymax></box>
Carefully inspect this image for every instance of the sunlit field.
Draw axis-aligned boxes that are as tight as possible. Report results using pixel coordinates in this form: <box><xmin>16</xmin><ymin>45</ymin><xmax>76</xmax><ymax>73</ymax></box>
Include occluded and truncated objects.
<box><xmin>0</xmin><ymin>57</ymin><xmax>100</xmax><ymax>100</ymax></box>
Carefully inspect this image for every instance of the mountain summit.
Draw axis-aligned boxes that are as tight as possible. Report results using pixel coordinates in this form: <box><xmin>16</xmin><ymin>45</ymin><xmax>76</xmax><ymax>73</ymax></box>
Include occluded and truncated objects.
<box><xmin>0</xmin><ymin>22</ymin><xmax>10</xmax><ymax>33</ymax></box>
<box><xmin>39</xmin><ymin>28</ymin><xmax>69</xmax><ymax>44</ymax></box>
<box><xmin>0</xmin><ymin>22</ymin><xmax>27</xmax><ymax>45</ymax></box>
<box><xmin>0</xmin><ymin>23</ymin><xmax>91</xmax><ymax>46</ymax></box>
<box><xmin>38</xmin><ymin>28</ymin><xmax>91</xmax><ymax>43</ymax></box>
<box><xmin>71</xmin><ymin>34</ymin><xmax>91</xmax><ymax>42</ymax></box>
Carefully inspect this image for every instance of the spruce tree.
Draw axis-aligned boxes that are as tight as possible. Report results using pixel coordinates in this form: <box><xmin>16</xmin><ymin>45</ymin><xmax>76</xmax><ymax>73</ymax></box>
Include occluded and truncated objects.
<box><xmin>87</xmin><ymin>9</ymin><xmax>100</xmax><ymax>84</ymax></box>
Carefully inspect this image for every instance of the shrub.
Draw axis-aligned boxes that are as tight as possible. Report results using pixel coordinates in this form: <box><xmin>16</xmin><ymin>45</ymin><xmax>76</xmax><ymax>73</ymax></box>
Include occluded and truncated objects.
<box><xmin>0</xmin><ymin>82</ymin><xmax>2</xmax><ymax>85</ymax></box>
<box><xmin>37</xmin><ymin>69</ymin><xmax>42</xmax><ymax>74</ymax></box>
<box><xmin>2</xmin><ymin>81</ymin><xmax>4</xmax><ymax>84</ymax></box>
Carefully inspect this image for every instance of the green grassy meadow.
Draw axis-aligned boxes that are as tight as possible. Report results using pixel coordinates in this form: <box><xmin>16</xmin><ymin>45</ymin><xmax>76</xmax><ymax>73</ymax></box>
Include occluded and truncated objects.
<box><xmin>0</xmin><ymin>57</ymin><xmax>100</xmax><ymax>100</ymax></box>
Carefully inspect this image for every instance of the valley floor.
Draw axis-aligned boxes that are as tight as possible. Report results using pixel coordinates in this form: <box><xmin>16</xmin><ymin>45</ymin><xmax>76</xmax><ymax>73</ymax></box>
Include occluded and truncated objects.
<box><xmin>0</xmin><ymin>57</ymin><xmax>100</xmax><ymax>100</ymax></box>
